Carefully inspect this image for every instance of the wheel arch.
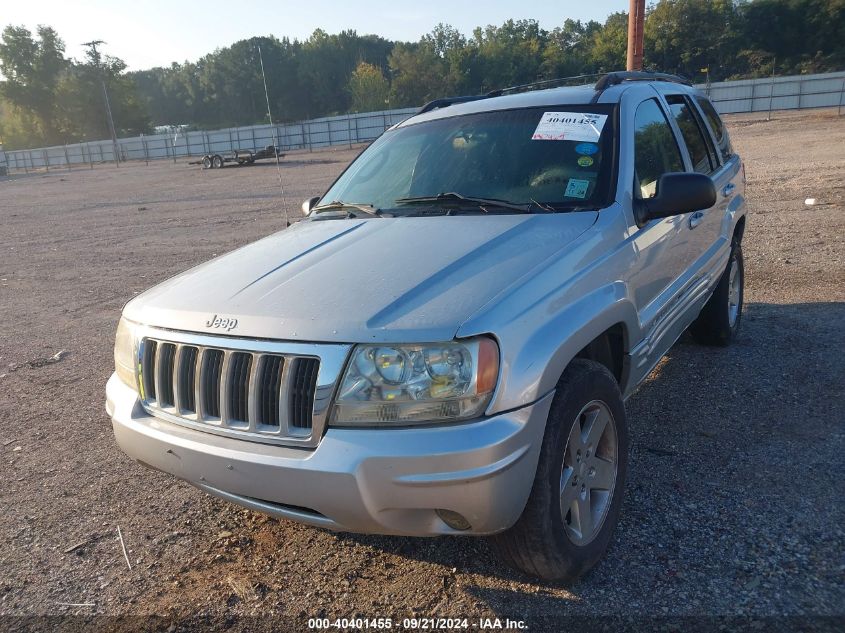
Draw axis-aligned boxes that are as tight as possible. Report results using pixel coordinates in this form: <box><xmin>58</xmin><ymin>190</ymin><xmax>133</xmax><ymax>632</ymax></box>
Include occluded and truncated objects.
<box><xmin>574</xmin><ymin>322</ymin><xmax>627</xmax><ymax>386</ymax></box>
<box><xmin>488</xmin><ymin>282</ymin><xmax>638</xmax><ymax>414</ymax></box>
<box><xmin>733</xmin><ymin>215</ymin><xmax>746</xmax><ymax>243</ymax></box>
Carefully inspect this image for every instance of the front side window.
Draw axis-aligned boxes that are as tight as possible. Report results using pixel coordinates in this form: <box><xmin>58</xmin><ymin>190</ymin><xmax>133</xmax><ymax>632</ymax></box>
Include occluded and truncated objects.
<box><xmin>633</xmin><ymin>99</ymin><xmax>684</xmax><ymax>199</ymax></box>
<box><xmin>666</xmin><ymin>94</ymin><xmax>718</xmax><ymax>174</ymax></box>
<box><xmin>320</xmin><ymin>105</ymin><xmax>616</xmax><ymax>213</ymax></box>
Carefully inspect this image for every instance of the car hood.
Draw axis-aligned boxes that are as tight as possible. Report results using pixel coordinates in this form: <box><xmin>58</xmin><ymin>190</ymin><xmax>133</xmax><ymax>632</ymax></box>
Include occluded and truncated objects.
<box><xmin>124</xmin><ymin>213</ymin><xmax>598</xmax><ymax>343</ymax></box>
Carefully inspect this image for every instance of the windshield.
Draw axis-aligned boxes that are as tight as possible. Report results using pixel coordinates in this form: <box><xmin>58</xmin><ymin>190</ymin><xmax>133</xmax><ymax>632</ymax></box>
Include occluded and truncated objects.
<box><xmin>320</xmin><ymin>105</ymin><xmax>616</xmax><ymax>214</ymax></box>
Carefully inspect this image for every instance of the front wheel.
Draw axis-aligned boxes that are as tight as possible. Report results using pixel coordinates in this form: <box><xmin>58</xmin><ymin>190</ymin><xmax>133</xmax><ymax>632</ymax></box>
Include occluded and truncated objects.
<box><xmin>690</xmin><ymin>240</ymin><xmax>744</xmax><ymax>346</ymax></box>
<box><xmin>212</xmin><ymin>154</ymin><xmax>224</xmax><ymax>169</ymax></box>
<box><xmin>490</xmin><ymin>359</ymin><xmax>628</xmax><ymax>583</ymax></box>
<box><xmin>201</xmin><ymin>156</ymin><xmax>212</xmax><ymax>169</ymax></box>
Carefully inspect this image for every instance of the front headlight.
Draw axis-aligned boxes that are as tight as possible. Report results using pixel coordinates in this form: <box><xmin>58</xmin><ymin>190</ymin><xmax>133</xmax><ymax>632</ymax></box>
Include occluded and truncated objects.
<box><xmin>114</xmin><ymin>317</ymin><xmax>138</xmax><ymax>390</ymax></box>
<box><xmin>332</xmin><ymin>337</ymin><xmax>499</xmax><ymax>426</ymax></box>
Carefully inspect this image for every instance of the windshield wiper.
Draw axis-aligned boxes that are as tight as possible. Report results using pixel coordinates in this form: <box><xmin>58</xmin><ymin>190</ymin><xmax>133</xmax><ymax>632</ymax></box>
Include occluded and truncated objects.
<box><xmin>394</xmin><ymin>192</ymin><xmax>536</xmax><ymax>214</ymax></box>
<box><xmin>312</xmin><ymin>201</ymin><xmax>382</xmax><ymax>217</ymax></box>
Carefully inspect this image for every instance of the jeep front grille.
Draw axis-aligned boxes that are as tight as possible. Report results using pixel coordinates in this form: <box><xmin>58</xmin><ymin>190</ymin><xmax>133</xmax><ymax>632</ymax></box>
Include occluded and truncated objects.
<box><xmin>135</xmin><ymin>328</ymin><xmax>351</xmax><ymax>448</ymax></box>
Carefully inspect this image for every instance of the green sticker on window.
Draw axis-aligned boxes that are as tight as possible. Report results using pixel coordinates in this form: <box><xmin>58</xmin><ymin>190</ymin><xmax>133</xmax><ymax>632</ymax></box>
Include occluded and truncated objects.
<box><xmin>577</xmin><ymin>156</ymin><xmax>594</xmax><ymax>167</ymax></box>
<box><xmin>564</xmin><ymin>178</ymin><xmax>590</xmax><ymax>199</ymax></box>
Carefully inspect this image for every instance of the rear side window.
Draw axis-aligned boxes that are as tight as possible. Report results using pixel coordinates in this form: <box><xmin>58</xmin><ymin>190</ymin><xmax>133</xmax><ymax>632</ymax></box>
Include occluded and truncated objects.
<box><xmin>633</xmin><ymin>99</ymin><xmax>684</xmax><ymax>199</ymax></box>
<box><xmin>666</xmin><ymin>94</ymin><xmax>717</xmax><ymax>174</ymax></box>
<box><xmin>695</xmin><ymin>96</ymin><xmax>733</xmax><ymax>160</ymax></box>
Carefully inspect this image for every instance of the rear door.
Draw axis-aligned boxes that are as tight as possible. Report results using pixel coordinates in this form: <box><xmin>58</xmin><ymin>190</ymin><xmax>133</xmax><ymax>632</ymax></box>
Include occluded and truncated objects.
<box><xmin>662</xmin><ymin>92</ymin><xmax>742</xmax><ymax>283</ymax></box>
<box><xmin>694</xmin><ymin>93</ymin><xmax>744</xmax><ymax>250</ymax></box>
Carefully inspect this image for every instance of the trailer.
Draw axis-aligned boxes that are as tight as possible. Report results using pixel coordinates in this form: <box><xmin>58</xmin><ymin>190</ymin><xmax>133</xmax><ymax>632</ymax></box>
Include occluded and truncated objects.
<box><xmin>190</xmin><ymin>145</ymin><xmax>285</xmax><ymax>169</ymax></box>
<box><xmin>0</xmin><ymin>144</ymin><xmax>8</xmax><ymax>176</ymax></box>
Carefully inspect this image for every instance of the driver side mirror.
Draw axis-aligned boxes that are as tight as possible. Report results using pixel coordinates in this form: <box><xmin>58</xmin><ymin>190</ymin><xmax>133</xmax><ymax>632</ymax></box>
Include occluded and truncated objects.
<box><xmin>635</xmin><ymin>172</ymin><xmax>716</xmax><ymax>225</ymax></box>
<box><xmin>301</xmin><ymin>196</ymin><xmax>320</xmax><ymax>216</ymax></box>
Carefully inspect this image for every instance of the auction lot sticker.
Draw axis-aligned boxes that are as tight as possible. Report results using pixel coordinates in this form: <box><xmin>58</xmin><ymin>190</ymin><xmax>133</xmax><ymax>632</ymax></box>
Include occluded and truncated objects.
<box><xmin>532</xmin><ymin>112</ymin><xmax>608</xmax><ymax>142</ymax></box>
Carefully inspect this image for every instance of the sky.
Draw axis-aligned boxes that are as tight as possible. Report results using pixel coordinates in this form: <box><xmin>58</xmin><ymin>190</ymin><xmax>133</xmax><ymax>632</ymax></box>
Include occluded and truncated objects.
<box><xmin>2</xmin><ymin>0</ymin><xmax>628</xmax><ymax>72</ymax></box>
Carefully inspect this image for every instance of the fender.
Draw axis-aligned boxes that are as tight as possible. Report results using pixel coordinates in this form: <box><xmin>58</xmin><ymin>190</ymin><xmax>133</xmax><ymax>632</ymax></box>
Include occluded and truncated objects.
<box><xmin>462</xmin><ymin>280</ymin><xmax>639</xmax><ymax>414</ymax></box>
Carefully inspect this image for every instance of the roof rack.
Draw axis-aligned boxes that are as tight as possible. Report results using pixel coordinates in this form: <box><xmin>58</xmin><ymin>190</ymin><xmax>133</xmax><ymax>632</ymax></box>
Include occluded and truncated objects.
<box><xmin>594</xmin><ymin>71</ymin><xmax>692</xmax><ymax>91</ymax></box>
<box><xmin>417</xmin><ymin>95</ymin><xmax>491</xmax><ymax>114</ymax></box>
<box><xmin>416</xmin><ymin>70</ymin><xmax>692</xmax><ymax>116</ymax></box>
<box><xmin>417</xmin><ymin>73</ymin><xmax>605</xmax><ymax>115</ymax></box>
<box><xmin>486</xmin><ymin>73</ymin><xmax>603</xmax><ymax>97</ymax></box>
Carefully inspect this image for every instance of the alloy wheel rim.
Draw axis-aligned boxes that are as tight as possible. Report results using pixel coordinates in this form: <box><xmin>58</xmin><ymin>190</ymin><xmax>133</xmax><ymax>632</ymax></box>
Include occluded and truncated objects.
<box><xmin>728</xmin><ymin>255</ymin><xmax>741</xmax><ymax>327</ymax></box>
<box><xmin>559</xmin><ymin>400</ymin><xmax>618</xmax><ymax>546</ymax></box>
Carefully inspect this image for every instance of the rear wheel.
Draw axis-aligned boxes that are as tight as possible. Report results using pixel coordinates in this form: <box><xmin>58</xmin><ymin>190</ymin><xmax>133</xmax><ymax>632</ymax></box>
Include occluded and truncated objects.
<box><xmin>212</xmin><ymin>154</ymin><xmax>224</xmax><ymax>169</ymax></box>
<box><xmin>201</xmin><ymin>156</ymin><xmax>212</xmax><ymax>169</ymax></box>
<box><xmin>690</xmin><ymin>240</ymin><xmax>744</xmax><ymax>346</ymax></box>
<box><xmin>490</xmin><ymin>359</ymin><xmax>628</xmax><ymax>583</ymax></box>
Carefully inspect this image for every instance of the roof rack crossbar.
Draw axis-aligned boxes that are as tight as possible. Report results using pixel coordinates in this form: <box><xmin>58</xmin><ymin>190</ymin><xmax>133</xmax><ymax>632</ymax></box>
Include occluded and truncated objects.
<box><xmin>486</xmin><ymin>73</ymin><xmax>604</xmax><ymax>97</ymax></box>
<box><xmin>594</xmin><ymin>71</ymin><xmax>692</xmax><ymax>92</ymax></box>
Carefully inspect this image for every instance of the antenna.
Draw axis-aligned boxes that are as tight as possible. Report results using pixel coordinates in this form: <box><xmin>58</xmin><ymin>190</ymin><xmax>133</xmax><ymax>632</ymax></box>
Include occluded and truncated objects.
<box><xmin>83</xmin><ymin>40</ymin><xmax>120</xmax><ymax>166</ymax></box>
<box><xmin>258</xmin><ymin>45</ymin><xmax>291</xmax><ymax>227</ymax></box>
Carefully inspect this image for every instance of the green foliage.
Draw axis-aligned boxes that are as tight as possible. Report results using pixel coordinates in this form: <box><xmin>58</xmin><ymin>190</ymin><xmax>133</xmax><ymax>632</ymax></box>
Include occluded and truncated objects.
<box><xmin>1</xmin><ymin>0</ymin><xmax>844</xmax><ymax>150</ymax></box>
<box><xmin>0</xmin><ymin>25</ymin><xmax>149</xmax><ymax>148</ymax></box>
<box><xmin>388</xmin><ymin>42</ymin><xmax>447</xmax><ymax>106</ymax></box>
<box><xmin>0</xmin><ymin>25</ymin><xmax>67</xmax><ymax>145</ymax></box>
<box><xmin>348</xmin><ymin>62</ymin><xmax>390</xmax><ymax>112</ymax></box>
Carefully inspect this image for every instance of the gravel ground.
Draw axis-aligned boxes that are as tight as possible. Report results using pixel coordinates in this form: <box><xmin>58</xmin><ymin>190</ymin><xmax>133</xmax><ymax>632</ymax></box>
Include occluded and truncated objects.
<box><xmin>0</xmin><ymin>109</ymin><xmax>843</xmax><ymax>631</ymax></box>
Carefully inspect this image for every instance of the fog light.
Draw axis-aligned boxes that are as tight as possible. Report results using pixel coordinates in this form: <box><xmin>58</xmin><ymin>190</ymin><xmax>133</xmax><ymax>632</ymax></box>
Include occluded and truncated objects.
<box><xmin>436</xmin><ymin>509</ymin><xmax>471</xmax><ymax>531</ymax></box>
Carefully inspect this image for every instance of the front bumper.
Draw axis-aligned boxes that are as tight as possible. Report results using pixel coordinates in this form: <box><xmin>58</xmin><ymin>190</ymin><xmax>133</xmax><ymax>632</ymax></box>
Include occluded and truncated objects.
<box><xmin>106</xmin><ymin>374</ymin><xmax>553</xmax><ymax>536</ymax></box>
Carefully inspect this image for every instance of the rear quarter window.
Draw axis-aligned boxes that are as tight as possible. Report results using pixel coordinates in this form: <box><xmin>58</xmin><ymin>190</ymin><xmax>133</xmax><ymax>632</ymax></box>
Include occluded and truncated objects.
<box><xmin>695</xmin><ymin>96</ymin><xmax>733</xmax><ymax>160</ymax></box>
<box><xmin>666</xmin><ymin>94</ymin><xmax>718</xmax><ymax>175</ymax></box>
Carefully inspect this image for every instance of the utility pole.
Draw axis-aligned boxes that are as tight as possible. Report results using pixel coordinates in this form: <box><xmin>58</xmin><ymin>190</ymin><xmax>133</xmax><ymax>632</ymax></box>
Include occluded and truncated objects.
<box><xmin>82</xmin><ymin>40</ymin><xmax>120</xmax><ymax>166</ymax></box>
<box><xmin>627</xmin><ymin>0</ymin><xmax>645</xmax><ymax>71</ymax></box>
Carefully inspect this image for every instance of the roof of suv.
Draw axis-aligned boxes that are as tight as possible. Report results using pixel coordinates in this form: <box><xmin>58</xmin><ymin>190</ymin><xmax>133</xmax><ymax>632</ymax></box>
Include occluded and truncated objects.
<box><xmin>398</xmin><ymin>71</ymin><xmax>700</xmax><ymax>127</ymax></box>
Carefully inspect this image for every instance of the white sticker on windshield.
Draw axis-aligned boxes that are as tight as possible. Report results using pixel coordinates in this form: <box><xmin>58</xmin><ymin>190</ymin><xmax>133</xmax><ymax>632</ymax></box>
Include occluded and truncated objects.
<box><xmin>532</xmin><ymin>112</ymin><xmax>608</xmax><ymax>142</ymax></box>
<box><xmin>564</xmin><ymin>178</ymin><xmax>590</xmax><ymax>199</ymax></box>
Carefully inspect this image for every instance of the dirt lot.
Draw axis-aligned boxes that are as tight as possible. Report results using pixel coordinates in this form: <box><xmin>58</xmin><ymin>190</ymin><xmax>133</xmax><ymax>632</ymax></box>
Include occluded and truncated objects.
<box><xmin>1</xmin><ymin>109</ymin><xmax>843</xmax><ymax>630</ymax></box>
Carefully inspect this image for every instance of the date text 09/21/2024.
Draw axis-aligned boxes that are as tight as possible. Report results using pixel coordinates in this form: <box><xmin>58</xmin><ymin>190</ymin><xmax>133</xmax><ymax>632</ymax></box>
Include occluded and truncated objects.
<box><xmin>307</xmin><ymin>617</ymin><xmax>528</xmax><ymax>630</ymax></box>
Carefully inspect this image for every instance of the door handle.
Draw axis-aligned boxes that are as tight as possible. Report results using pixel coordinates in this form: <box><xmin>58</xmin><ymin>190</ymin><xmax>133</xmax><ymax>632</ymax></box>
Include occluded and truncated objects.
<box><xmin>722</xmin><ymin>183</ymin><xmax>736</xmax><ymax>197</ymax></box>
<box><xmin>689</xmin><ymin>210</ymin><xmax>705</xmax><ymax>229</ymax></box>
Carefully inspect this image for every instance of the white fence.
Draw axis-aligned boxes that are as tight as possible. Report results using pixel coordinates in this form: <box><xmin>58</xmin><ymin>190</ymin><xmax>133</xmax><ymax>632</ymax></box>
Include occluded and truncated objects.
<box><xmin>4</xmin><ymin>70</ymin><xmax>844</xmax><ymax>173</ymax></box>
<box><xmin>697</xmin><ymin>70</ymin><xmax>845</xmax><ymax>114</ymax></box>
<box><xmin>4</xmin><ymin>108</ymin><xmax>418</xmax><ymax>173</ymax></box>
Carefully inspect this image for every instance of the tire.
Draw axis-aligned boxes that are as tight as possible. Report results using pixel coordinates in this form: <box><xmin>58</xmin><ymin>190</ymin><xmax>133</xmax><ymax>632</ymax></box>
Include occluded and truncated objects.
<box><xmin>490</xmin><ymin>359</ymin><xmax>629</xmax><ymax>583</ymax></box>
<box><xmin>212</xmin><ymin>155</ymin><xmax>224</xmax><ymax>169</ymax></box>
<box><xmin>201</xmin><ymin>156</ymin><xmax>212</xmax><ymax>169</ymax></box>
<box><xmin>690</xmin><ymin>240</ymin><xmax>744</xmax><ymax>346</ymax></box>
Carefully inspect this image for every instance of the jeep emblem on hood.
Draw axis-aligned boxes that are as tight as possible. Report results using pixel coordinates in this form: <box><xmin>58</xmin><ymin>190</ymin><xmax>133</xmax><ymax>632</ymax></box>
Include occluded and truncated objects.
<box><xmin>205</xmin><ymin>314</ymin><xmax>238</xmax><ymax>331</ymax></box>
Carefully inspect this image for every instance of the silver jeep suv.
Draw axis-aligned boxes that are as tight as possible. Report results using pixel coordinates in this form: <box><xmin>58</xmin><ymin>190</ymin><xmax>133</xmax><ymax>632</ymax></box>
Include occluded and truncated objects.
<box><xmin>107</xmin><ymin>71</ymin><xmax>746</xmax><ymax>582</ymax></box>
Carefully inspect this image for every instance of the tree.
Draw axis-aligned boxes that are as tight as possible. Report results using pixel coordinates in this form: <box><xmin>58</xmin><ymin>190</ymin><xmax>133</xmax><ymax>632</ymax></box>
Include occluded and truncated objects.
<box><xmin>57</xmin><ymin>46</ymin><xmax>149</xmax><ymax>140</ymax></box>
<box><xmin>0</xmin><ymin>25</ymin><xmax>67</xmax><ymax>144</ymax></box>
<box><xmin>644</xmin><ymin>0</ymin><xmax>742</xmax><ymax>80</ymax></box>
<box><xmin>470</xmin><ymin>19</ymin><xmax>546</xmax><ymax>91</ymax></box>
<box><xmin>541</xmin><ymin>19</ymin><xmax>592</xmax><ymax>79</ymax></box>
<box><xmin>588</xmin><ymin>12</ymin><xmax>628</xmax><ymax>73</ymax></box>
<box><xmin>5</xmin><ymin>2</ymin><xmax>845</xmax><ymax>148</ymax></box>
<box><xmin>739</xmin><ymin>0</ymin><xmax>845</xmax><ymax>76</ymax></box>
<box><xmin>388</xmin><ymin>42</ymin><xmax>447</xmax><ymax>107</ymax></box>
<box><xmin>348</xmin><ymin>62</ymin><xmax>389</xmax><ymax>112</ymax></box>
